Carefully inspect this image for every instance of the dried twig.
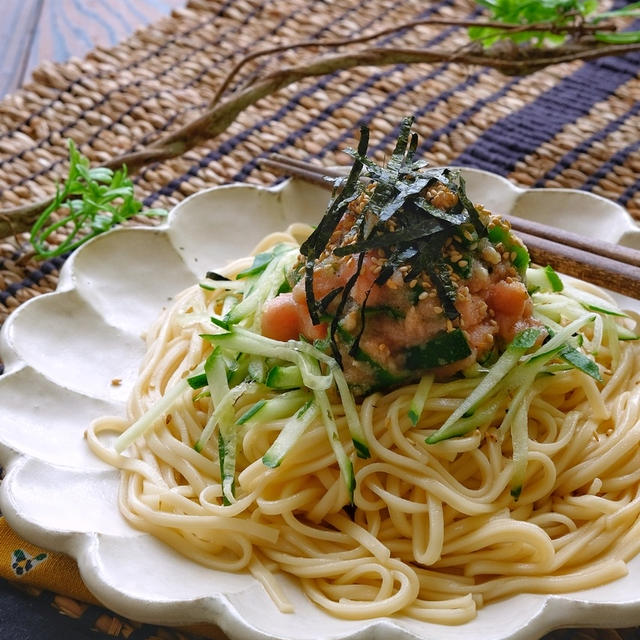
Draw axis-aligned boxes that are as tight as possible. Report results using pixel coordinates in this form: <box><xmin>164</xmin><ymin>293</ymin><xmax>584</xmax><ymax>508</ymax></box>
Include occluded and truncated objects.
<box><xmin>0</xmin><ymin>15</ymin><xmax>638</xmax><ymax>241</ymax></box>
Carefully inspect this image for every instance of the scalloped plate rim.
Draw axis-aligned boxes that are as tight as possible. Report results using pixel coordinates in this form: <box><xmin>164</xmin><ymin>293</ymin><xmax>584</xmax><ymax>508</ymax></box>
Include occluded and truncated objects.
<box><xmin>1</xmin><ymin>171</ymin><xmax>639</xmax><ymax>640</ymax></box>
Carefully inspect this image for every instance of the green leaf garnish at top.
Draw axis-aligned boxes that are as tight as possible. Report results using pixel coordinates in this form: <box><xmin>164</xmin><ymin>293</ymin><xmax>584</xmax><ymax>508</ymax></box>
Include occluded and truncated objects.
<box><xmin>469</xmin><ymin>0</ymin><xmax>610</xmax><ymax>47</ymax></box>
<box><xmin>30</xmin><ymin>139</ymin><xmax>166</xmax><ymax>260</ymax></box>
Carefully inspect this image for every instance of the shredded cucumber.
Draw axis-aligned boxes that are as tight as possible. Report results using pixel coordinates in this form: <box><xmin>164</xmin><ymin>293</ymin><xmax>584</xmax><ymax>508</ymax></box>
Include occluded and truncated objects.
<box><xmin>265</xmin><ymin>364</ymin><xmax>304</xmax><ymax>389</ymax></box>
<box><xmin>509</xmin><ymin>392</ymin><xmax>533</xmax><ymax>500</ymax></box>
<box><xmin>408</xmin><ymin>374</ymin><xmax>435</xmax><ymax>426</ymax></box>
<box><xmin>238</xmin><ymin>390</ymin><xmax>311</xmax><ymax>426</ymax></box>
<box><xmin>315</xmin><ymin>387</ymin><xmax>355</xmax><ymax>503</ymax></box>
<box><xmin>526</xmin><ymin>265</ymin><xmax>563</xmax><ymax>293</ymax></box>
<box><xmin>115</xmin><ymin>377</ymin><xmax>192</xmax><ymax>452</ymax></box>
<box><xmin>426</xmin><ymin>328</ymin><xmax>541</xmax><ymax>444</ymax></box>
<box><xmin>262</xmin><ymin>400</ymin><xmax>319</xmax><ymax>468</ymax></box>
<box><xmin>224</xmin><ymin>247</ymin><xmax>298</xmax><ymax>327</ymax></box>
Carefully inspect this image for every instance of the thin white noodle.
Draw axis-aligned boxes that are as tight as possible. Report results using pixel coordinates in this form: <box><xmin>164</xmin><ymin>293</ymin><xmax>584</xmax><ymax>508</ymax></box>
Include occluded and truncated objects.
<box><xmin>87</xmin><ymin>228</ymin><xmax>640</xmax><ymax>622</ymax></box>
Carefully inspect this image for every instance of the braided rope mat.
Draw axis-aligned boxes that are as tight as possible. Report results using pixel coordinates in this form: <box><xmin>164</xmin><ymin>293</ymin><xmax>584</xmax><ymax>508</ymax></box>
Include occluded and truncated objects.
<box><xmin>0</xmin><ymin>0</ymin><xmax>639</xmax><ymax>638</ymax></box>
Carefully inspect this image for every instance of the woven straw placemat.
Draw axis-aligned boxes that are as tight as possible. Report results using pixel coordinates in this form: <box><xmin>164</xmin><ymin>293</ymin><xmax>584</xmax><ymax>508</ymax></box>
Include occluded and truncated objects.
<box><xmin>0</xmin><ymin>0</ymin><xmax>638</xmax><ymax>638</ymax></box>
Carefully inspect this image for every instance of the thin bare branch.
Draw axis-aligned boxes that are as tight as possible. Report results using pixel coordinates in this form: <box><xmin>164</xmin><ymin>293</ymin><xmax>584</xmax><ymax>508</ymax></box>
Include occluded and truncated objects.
<box><xmin>0</xmin><ymin>33</ymin><xmax>638</xmax><ymax>241</ymax></box>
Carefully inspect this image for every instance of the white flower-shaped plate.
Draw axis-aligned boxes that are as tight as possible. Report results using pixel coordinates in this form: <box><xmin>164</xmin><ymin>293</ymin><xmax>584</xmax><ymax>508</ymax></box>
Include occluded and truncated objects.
<box><xmin>2</xmin><ymin>170</ymin><xmax>640</xmax><ymax>640</ymax></box>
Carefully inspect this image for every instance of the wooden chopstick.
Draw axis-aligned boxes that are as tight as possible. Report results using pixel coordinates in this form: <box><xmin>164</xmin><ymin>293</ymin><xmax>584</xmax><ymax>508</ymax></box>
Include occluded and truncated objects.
<box><xmin>261</xmin><ymin>154</ymin><xmax>640</xmax><ymax>300</ymax></box>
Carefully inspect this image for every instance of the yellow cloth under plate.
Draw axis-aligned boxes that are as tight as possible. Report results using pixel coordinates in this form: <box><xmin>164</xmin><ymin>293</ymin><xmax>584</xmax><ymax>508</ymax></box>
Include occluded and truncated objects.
<box><xmin>0</xmin><ymin>516</ymin><xmax>97</xmax><ymax>602</ymax></box>
<box><xmin>0</xmin><ymin>516</ymin><xmax>228</xmax><ymax>638</ymax></box>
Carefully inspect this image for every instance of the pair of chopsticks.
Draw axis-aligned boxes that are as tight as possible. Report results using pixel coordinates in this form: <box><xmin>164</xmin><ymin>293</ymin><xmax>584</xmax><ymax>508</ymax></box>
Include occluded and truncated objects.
<box><xmin>262</xmin><ymin>153</ymin><xmax>640</xmax><ymax>300</ymax></box>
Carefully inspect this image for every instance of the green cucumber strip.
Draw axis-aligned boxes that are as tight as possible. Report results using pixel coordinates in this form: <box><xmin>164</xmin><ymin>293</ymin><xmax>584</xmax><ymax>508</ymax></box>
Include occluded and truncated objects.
<box><xmin>202</xmin><ymin>349</ymin><xmax>234</xmax><ymax>467</ymax></box>
<box><xmin>408</xmin><ymin>374</ymin><xmax>435</xmax><ymax>426</ymax></box>
<box><xmin>205</xmin><ymin>347</ymin><xmax>229</xmax><ymax>403</ymax></box>
<box><xmin>526</xmin><ymin>266</ymin><xmax>563</xmax><ymax>293</ymax></box>
<box><xmin>227</xmin><ymin>352</ymin><xmax>250</xmax><ymax>386</ymax></box>
<box><xmin>488</xmin><ymin>225</ymin><xmax>529</xmax><ymax>273</ymax></box>
<box><xmin>235</xmin><ymin>243</ymin><xmax>294</xmax><ymax>279</ymax></box>
<box><xmin>218</xmin><ymin>429</ymin><xmax>237</xmax><ymax>505</ymax></box>
<box><xmin>617</xmin><ymin>324</ymin><xmax>640</xmax><ymax>340</ymax></box>
<box><xmin>209</xmin><ymin>316</ymin><xmax>231</xmax><ymax>331</ymax></box>
<box><xmin>314</xmin><ymin>388</ymin><xmax>355</xmax><ymax>504</ymax></box>
<box><xmin>404</xmin><ymin>328</ymin><xmax>471</xmax><ymax>370</ymax></box>
<box><xmin>427</xmin><ymin>395</ymin><xmax>505</xmax><ymax>441</ymax></box>
<box><xmin>426</xmin><ymin>328</ymin><xmax>541</xmax><ymax>444</ymax></box>
<box><xmin>295</xmin><ymin>340</ymin><xmax>369</xmax><ymax>458</ymax></box>
<box><xmin>330</xmin><ymin>363</ymin><xmax>370</xmax><ymax>459</ymax></box>
<box><xmin>511</xmin><ymin>328</ymin><xmax>542</xmax><ymax>350</ymax></box>
<box><xmin>266</xmin><ymin>364</ymin><xmax>304</xmax><ymax>389</ymax></box>
<box><xmin>236</xmin><ymin>399</ymin><xmax>267</xmax><ymax>425</ymax></box>
<box><xmin>221</xmin><ymin>294</ymin><xmax>237</xmax><ymax>317</ymax></box>
<box><xmin>558</xmin><ymin>345</ymin><xmax>602</xmax><ymax>382</ymax></box>
<box><xmin>522</xmin><ymin>315</ymin><xmax>593</xmax><ymax>363</ymax></box>
<box><xmin>544</xmin><ymin>265</ymin><xmax>564</xmax><ymax>292</ymax></box>
<box><xmin>262</xmin><ymin>400</ymin><xmax>319</xmax><ymax>468</ymax></box>
<box><xmin>509</xmin><ymin>398</ymin><xmax>531</xmax><ymax>500</ymax></box>
<box><xmin>187</xmin><ymin>372</ymin><xmax>208</xmax><ymax>389</ymax></box>
<box><xmin>203</xmin><ymin>329</ymin><xmax>333</xmax><ymax>391</ymax></box>
<box><xmin>562</xmin><ymin>284</ymin><xmax>628</xmax><ymax>317</ymax></box>
<box><xmin>238</xmin><ymin>390</ymin><xmax>311</xmax><ymax>426</ymax></box>
<box><xmin>114</xmin><ymin>377</ymin><xmax>191</xmax><ymax>452</ymax></box>
<box><xmin>497</xmin><ymin>354</ymin><xmax>555</xmax><ymax>440</ymax></box>
<box><xmin>225</xmin><ymin>249</ymin><xmax>297</xmax><ymax>324</ymax></box>
<box><xmin>247</xmin><ymin>356</ymin><xmax>267</xmax><ymax>382</ymax></box>
<box><xmin>194</xmin><ymin>383</ymin><xmax>248</xmax><ymax>452</ymax></box>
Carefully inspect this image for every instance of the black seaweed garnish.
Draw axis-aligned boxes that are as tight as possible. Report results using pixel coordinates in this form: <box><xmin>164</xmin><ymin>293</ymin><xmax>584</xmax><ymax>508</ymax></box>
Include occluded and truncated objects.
<box><xmin>298</xmin><ymin>117</ymin><xmax>495</xmax><ymax>360</ymax></box>
<box><xmin>300</xmin><ymin>126</ymin><xmax>369</xmax><ymax>324</ymax></box>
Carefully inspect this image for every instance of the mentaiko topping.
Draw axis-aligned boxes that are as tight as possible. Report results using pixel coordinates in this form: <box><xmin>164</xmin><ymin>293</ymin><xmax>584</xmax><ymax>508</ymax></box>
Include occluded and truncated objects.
<box><xmin>261</xmin><ymin>117</ymin><xmax>542</xmax><ymax>394</ymax></box>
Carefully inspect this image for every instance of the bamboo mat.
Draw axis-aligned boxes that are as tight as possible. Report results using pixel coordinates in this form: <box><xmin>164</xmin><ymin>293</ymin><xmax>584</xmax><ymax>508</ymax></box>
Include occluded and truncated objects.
<box><xmin>0</xmin><ymin>0</ymin><xmax>639</xmax><ymax>638</ymax></box>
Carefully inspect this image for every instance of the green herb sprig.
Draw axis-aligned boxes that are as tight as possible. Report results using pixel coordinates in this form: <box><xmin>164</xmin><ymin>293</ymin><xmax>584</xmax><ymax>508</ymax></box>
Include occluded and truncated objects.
<box><xmin>469</xmin><ymin>0</ymin><xmax>640</xmax><ymax>47</ymax></box>
<box><xmin>29</xmin><ymin>139</ymin><xmax>166</xmax><ymax>259</ymax></box>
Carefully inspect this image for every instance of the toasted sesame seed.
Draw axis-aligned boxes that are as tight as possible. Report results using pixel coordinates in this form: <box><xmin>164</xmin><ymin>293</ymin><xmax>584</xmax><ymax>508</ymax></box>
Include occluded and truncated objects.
<box><xmin>458</xmin><ymin>259</ymin><xmax>468</xmax><ymax>268</ymax></box>
<box><xmin>433</xmin><ymin>306</ymin><xmax>443</xmax><ymax>314</ymax></box>
<box><xmin>418</xmin><ymin>291</ymin><xmax>429</xmax><ymax>300</ymax></box>
<box><xmin>409</xmin><ymin>279</ymin><xmax>418</xmax><ymax>288</ymax></box>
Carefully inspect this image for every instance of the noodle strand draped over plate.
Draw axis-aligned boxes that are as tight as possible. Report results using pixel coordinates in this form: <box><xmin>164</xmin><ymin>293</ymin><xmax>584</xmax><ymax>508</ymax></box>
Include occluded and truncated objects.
<box><xmin>88</xmin><ymin>226</ymin><xmax>640</xmax><ymax>625</ymax></box>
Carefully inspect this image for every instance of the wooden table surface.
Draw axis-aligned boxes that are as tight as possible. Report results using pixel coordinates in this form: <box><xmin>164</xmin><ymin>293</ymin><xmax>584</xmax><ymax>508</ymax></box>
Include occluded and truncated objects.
<box><xmin>0</xmin><ymin>0</ymin><xmax>185</xmax><ymax>99</ymax></box>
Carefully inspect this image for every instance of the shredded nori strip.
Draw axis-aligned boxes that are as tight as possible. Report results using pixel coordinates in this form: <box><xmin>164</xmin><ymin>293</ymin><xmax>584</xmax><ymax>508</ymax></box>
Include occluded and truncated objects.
<box><xmin>299</xmin><ymin>116</ymin><xmax>499</xmax><ymax>362</ymax></box>
<box><xmin>205</xmin><ymin>271</ymin><xmax>231</xmax><ymax>281</ymax></box>
<box><xmin>300</xmin><ymin>126</ymin><xmax>369</xmax><ymax>323</ymax></box>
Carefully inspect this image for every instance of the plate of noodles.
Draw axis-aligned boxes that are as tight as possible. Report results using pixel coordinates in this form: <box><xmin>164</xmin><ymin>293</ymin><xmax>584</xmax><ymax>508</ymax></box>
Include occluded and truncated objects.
<box><xmin>2</xmin><ymin>122</ymin><xmax>640</xmax><ymax>640</ymax></box>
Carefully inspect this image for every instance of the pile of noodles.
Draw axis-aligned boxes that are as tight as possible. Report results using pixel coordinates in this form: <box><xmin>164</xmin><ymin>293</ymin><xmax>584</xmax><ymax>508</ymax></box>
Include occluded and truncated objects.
<box><xmin>87</xmin><ymin>226</ymin><xmax>640</xmax><ymax>624</ymax></box>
